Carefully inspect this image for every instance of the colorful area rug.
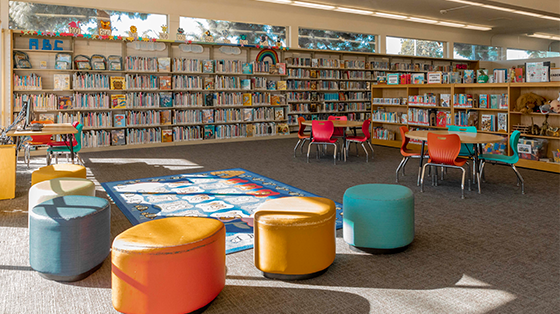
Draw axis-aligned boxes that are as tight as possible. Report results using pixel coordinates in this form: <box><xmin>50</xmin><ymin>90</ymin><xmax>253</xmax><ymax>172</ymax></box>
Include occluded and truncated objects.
<box><xmin>102</xmin><ymin>168</ymin><xmax>342</xmax><ymax>254</ymax></box>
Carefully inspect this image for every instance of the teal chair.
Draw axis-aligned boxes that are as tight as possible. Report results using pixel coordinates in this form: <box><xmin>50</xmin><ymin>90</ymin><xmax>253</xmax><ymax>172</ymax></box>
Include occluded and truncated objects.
<box><xmin>479</xmin><ymin>130</ymin><xmax>524</xmax><ymax>194</ymax></box>
<box><xmin>447</xmin><ymin>125</ymin><xmax>477</xmax><ymax>157</ymax></box>
<box><xmin>47</xmin><ymin>123</ymin><xmax>83</xmax><ymax>165</ymax></box>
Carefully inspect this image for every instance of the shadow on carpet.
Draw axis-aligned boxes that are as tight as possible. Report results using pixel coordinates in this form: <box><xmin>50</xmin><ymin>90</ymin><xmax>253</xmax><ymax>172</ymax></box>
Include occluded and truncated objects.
<box><xmin>101</xmin><ymin>168</ymin><xmax>342</xmax><ymax>254</ymax></box>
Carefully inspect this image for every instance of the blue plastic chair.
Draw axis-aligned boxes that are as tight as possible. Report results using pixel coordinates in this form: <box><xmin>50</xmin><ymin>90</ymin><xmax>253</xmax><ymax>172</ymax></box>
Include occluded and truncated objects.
<box><xmin>47</xmin><ymin>123</ymin><xmax>83</xmax><ymax>165</ymax></box>
<box><xmin>478</xmin><ymin>130</ymin><xmax>524</xmax><ymax>194</ymax></box>
<box><xmin>447</xmin><ymin>125</ymin><xmax>477</xmax><ymax>158</ymax></box>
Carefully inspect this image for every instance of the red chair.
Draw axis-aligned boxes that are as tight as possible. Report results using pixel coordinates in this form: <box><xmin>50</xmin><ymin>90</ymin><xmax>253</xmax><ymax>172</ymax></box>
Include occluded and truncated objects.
<box><xmin>307</xmin><ymin>120</ymin><xmax>338</xmax><ymax>165</ymax></box>
<box><xmin>328</xmin><ymin>115</ymin><xmax>347</xmax><ymax>156</ymax></box>
<box><xmin>23</xmin><ymin>120</ymin><xmax>54</xmax><ymax>168</ymax></box>
<box><xmin>345</xmin><ymin>119</ymin><xmax>374</xmax><ymax>162</ymax></box>
<box><xmin>420</xmin><ymin>133</ymin><xmax>471</xmax><ymax>199</ymax></box>
<box><xmin>293</xmin><ymin>117</ymin><xmax>310</xmax><ymax>157</ymax></box>
<box><xmin>395</xmin><ymin>126</ymin><xmax>428</xmax><ymax>183</ymax></box>
<box><xmin>47</xmin><ymin>120</ymin><xmax>79</xmax><ymax>147</ymax></box>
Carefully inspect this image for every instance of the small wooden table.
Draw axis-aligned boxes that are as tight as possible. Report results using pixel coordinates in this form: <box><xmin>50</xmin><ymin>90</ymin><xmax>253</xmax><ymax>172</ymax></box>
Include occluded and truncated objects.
<box><xmin>301</xmin><ymin>120</ymin><xmax>364</xmax><ymax>160</ymax></box>
<box><xmin>405</xmin><ymin>130</ymin><xmax>505</xmax><ymax>187</ymax></box>
<box><xmin>6</xmin><ymin>123</ymin><xmax>78</xmax><ymax>162</ymax></box>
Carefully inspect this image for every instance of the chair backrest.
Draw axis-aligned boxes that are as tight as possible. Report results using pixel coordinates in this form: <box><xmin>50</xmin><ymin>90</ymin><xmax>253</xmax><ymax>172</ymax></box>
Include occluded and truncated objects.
<box><xmin>29</xmin><ymin>120</ymin><xmax>53</xmax><ymax>143</ymax></box>
<box><xmin>328</xmin><ymin>116</ymin><xmax>347</xmax><ymax>121</ymax></box>
<box><xmin>447</xmin><ymin>125</ymin><xmax>477</xmax><ymax>133</ymax></box>
<box><xmin>361</xmin><ymin>119</ymin><xmax>371</xmax><ymax>138</ymax></box>
<box><xmin>399</xmin><ymin>126</ymin><xmax>411</xmax><ymax>153</ymax></box>
<box><xmin>297</xmin><ymin>116</ymin><xmax>306</xmax><ymax>136</ymax></box>
<box><xmin>509</xmin><ymin>130</ymin><xmax>521</xmax><ymax>164</ymax></box>
<box><xmin>72</xmin><ymin>120</ymin><xmax>79</xmax><ymax>128</ymax></box>
<box><xmin>74</xmin><ymin>123</ymin><xmax>83</xmax><ymax>152</ymax></box>
<box><xmin>328</xmin><ymin>115</ymin><xmax>347</xmax><ymax>136</ymax></box>
<box><xmin>312</xmin><ymin>120</ymin><xmax>334</xmax><ymax>142</ymax></box>
<box><xmin>427</xmin><ymin>133</ymin><xmax>461</xmax><ymax>165</ymax></box>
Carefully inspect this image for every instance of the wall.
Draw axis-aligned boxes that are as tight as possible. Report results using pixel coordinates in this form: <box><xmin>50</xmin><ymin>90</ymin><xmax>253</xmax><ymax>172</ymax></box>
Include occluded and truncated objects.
<box><xmin>1</xmin><ymin>0</ymin><xmax>557</xmax><ymax>127</ymax></box>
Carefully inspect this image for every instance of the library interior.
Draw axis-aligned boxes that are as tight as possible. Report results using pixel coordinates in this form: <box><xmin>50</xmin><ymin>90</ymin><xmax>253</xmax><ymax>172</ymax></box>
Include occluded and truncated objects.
<box><xmin>0</xmin><ymin>0</ymin><xmax>558</xmax><ymax>313</ymax></box>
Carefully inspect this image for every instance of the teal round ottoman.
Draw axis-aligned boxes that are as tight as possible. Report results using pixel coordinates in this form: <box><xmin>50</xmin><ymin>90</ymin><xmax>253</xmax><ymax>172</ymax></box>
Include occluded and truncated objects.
<box><xmin>29</xmin><ymin>195</ymin><xmax>111</xmax><ymax>281</ymax></box>
<box><xmin>343</xmin><ymin>184</ymin><xmax>414</xmax><ymax>253</ymax></box>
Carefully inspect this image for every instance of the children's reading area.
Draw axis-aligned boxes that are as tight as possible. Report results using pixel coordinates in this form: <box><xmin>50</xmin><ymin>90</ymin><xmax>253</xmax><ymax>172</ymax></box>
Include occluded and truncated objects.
<box><xmin>0</xmin><ymin>0</ymin><xmax>558</xmax><ymax>313</ymax></box>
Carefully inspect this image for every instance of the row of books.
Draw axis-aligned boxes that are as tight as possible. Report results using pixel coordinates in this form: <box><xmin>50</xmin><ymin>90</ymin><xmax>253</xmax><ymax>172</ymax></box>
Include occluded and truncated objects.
<box><xmin>82</xmin><ymin>130</ymin><xmax>111</xmax><ymax>148</ymax></box>
<box><xmin>408</xmin><ymin>94</ymin><xmax>441</xmax><ymax>107</ymax></box>
<box><xmin>371</xmin><ymin>127</ymin><xmax>395</xmax><ymax>141</ymax></box>
<box><xmin>290</xmin><ymin>103</ymin><xmax>367</xmax><ymax>113</ymax></box>
<box><xmin>287</xmin><ymin>113</ymin><xmax>370</xmax><ymax>125</ymax></box>
<box><xmin>171</xmin><ymin>59</ymin><xmax>287</xmax><ymax>75</ymax></box>
<box><xmin>372</xmin><ymin>110</ymin><xmax>401</xmax><ymax>123</ymax></box>
<box><xmin>372</xmin><ymin>97</ymin><xmax>406</xmax><ymax>105</ymax></box>
<box><xmin>13</xmin><ymin>74</ymin><xmax>42</xmax><ymax>90</ymax></box>
<box><xmin>402</xmin><ymin>109</ymin><xmax>452</xmax><ymax>127</ymax></box>
<box><xmin>288</xmin><ymin>69</ymin><xmax>342</xmax><ymax>79</ymax></box>
<box><xmin>287</xmin><ymin>81</ymin><xmax>339</xmax><ymax>91</ymax></box>
<box><xmin>454</xmin><ymin>111</ymin><xmax>508</xmax><ymax>131</ymax></box>
<box><xmin>125</xmin><ymin>57</ymin><xmax>163</xmax><ymax>72</ymax></box>
<box><xmin>172</xmin><ymin>108</ymin><xmax>285</xmax><ymax>124</ymax></box>
<box><xmin>454</xmin><ymin>93</ymin><xmax>508</xmax><ymax>109</ymax></box>
<box><xmin>126</xmin><ymin>128</ymin><xmax>162</xmax><ymax>145</ymax></box>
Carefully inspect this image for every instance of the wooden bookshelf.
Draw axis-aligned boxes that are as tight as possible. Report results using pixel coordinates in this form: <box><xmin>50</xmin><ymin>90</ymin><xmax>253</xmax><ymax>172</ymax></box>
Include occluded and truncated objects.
<box><xmin>370</xmin><ymin>82</ymin><xmax>560</xmax><ymax>173</ymax></box>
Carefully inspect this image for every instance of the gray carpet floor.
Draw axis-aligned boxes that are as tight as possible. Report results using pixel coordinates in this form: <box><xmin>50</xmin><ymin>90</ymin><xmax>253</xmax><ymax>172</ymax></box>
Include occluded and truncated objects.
<box><xmin>1</xmin><ymin>138</ymin><xmax>559</xmax><ymax>313</ymax></box>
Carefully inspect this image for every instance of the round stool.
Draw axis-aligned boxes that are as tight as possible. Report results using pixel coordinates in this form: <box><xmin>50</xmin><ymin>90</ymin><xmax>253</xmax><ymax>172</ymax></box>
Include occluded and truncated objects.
<box><xmin>29</xmin><ymin>195</ymin><xmax>111</xmax><ymax>281</ymax></box>
<box><xmin>343</xmin><ymin>184</ymin><xmax>414</xmax><ymax>253</ymax></box>
<box><xmin>112</xmin><ymin>217</ymin><xmax>225</xmax><ymax>314</ymax></box>
<box><xmin>28</xmin><ymin>177</ymin><xmax>95</xmax><ymax>213</ymax></box>
<box><xmin>254</xmin><ymin>197</ymin><xmax>336</xmax><ymax>280</ymax></box>
<box><xmin>31</xmin><ymin>164</ymin><xmax>86</xmax><ymax>186</ymax></box>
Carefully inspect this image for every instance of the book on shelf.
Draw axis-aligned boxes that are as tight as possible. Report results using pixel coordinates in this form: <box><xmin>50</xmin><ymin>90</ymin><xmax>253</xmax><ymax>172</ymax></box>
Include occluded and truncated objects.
<box><xmin>58</xmin><ymin>96</ymin><xmax>72</xmax><ymax>110</ymax></box>
<box><xmin>377</xmin><ymin>76</ymin><xmax>387</xmax><ymax>84</ymax></box>
<box><xmin>158</xmin><ymin>58</ymin><xmax>171</xmax><ymax>72</ymax></box>
<box><xmin>39</xmin><ymin>113</ymin><xmax>55</xmax><ymax>123</ymax></box>
<box><xmin>159</xmin><ymin>76</ymin><xmax>172</xmax><ymax>90</ymax></box>
<box><xmin>387</xmin><ymin>73</ymin><xmax>400</xmax><ymax>85</ymax></box>
<box><xmin>427</xmin><ymin>72</ymin><xmax>442</xmax><ymax>84</ymax></box>
<box><xmin>162</xmin><ymin>129</ymin><xmax>173</xmax><ymax>142</ymax></box>
<box><xmin>243</xmin><ymin>93</ymin><xmax>252</xmax><ymax>106</ymax></box>
<box><xmin>160</xmin><ymin>110</ymin><xmax>172</xmax><ymax>125</ymax></box>
<box><xmin>310</xmin><ymin>81</ymin><xmax>317</xmax><ymax>90</ymax></box>
<box><xmin>436</xmin><ymin>111</ymin><xmax>447</xmax><ymax>127</ymax></box>
<box><xmin>202</xmin><ymin>60</ymin><xmax>214</xmax><ymax>73</ymax></box>
<box><xmin>110</xmin><ymin>77</ymin><xmax>125</xmax><ymax>90</ymax></box>
<box><xmin>277</xmin><ymin>123</ymin><xmax>290</xmax><ymax>135</ymax></box>
<box><xmin>493</xmin><ymin>69</ymin><xmax>507</xmax><ymax>83</ymax></box>
<box><xmin>53</xmin><ymin>74</ymin><xmax>70</xmax><ymax>91</ymax></box>
<box><xmin>490</xmin><ymin>94</ymin><xmax>498</xmax><ymax>109</ymax></box>
<box><xmin>525</xmin><ymin>62</ymin><xmax>551</xmax><ymax>82</ymax></box>
<box><xmin>310</xmin><ymin>70</ymin><xmax>317</xmax><ymax>78</ymax></box>
<box><xmin>204</xmin><ymin>77</ymin><xmax>214</xmax><ymax>90</ymax></box>
<box><xmin>467</xmin><ymin>110</ymin><xmax>479</xmax><ymax>127</ymax></box>
<box><xmin>160</xmin><ymin>92</ymin><xmax>173</xmax><ymax>107</ymax></box>
<box><xmin>463</xmin><ymin>70</ymin><xmax>475</xmax><ymax>84</ymax></box>
<box><xmin>203</xmin><ymin>125</ymin><xmax>215</xmax><ymax>139</ymax></box>
<box><xmin>479</xmin><ymin>94</ymin><xmax>489</xmax><ymax>108</ymax></box>
<box><xmin>114</xmin><ymin>114</ymin><xmax>126</xmax><ymax>127</ymax></box>
<box><xmin>243</xmin><ymin>108</ymin><xmax>253</xmax><ymax>121</ymax></box>
<box><xmin>241</xmin><ymin>79</ymin><xmax>251</xmax><ymax>90</ymax></box>
<box><xmin>111</xmin><ymin>94</ymin><xmax>127</xmax><ymax>108</ymax></box>
<box><xmin>205</xmin><ymin>94</ymin><xmax>214</xmax><ymax>106</ymax></box>
<box><xmin>111</xmin><ymin>130</ymin><xmax>126</xmax><ymax>146</ymax></box>
<box><xmin>477</xmin><ymin>69</ymin><xmax>489</xmax><ymax>83</ymax></box>
<box><xmin>429</xmin><ymin>109</ymin><xmax>438</xmax><ymax>126</ymax></box>
<box><xmin>497</xmin><ymin>112</ymin><xmax>507</xmax><ymax>132</ymax></box>
<box><xmin>440</xmin><ymin>94</ymin><xmax>451</xmax><ymax>107</ymax></box>
<box><xmin>40</xmin><ymin>61</ymin><xmax>47</xmax><ymax>69</ymax></box>
<box><xmin>480</xmin><ymin>114</ymin><xmax>495</xmax><ymax>131</ymax></box>
<box><xmin>276</xmin><ymin>63</ymin><xmax>286</xmax><ymax>76</ymax></box>
<box><xmin>266</xmin><ymin>80</ymin><xmax>276</xmax><ymax>90</ymax></box>
<box><xmin>449</xmin><ymin>72</ymin><xmax>461</xmax><ymax>84</ymax></box>
<box><xmin>412</xmin><ymin>73</ymin><xmax>424</xmax><ymax>84</ymax></box>
<box><xmin>246</xmin><ymin>124</ymin><xmax>254</xmax><ymax>137</ymax></box>
<box><xmin>202</xmin><ymin>109</ymin><xmax>214</xmax><ymax>123</ymax></box>
<box><xmin>274</xmin><ymin>107</ymin><xmax>284</xmax><ymax>120</ymax></box>
<box><xmin>277</xmin><ymin>81</ymin><xmax>287</xmax><ymax>90</ymax></box>
<box><xmin>242</xmin><ymin>63</ymin><xmax>253</xmax><ymax>74</ymax></box>
<box><xmin>269</xmin><ymin>64</ymin><xmax>279</xmax><ymax>75</ymax></box>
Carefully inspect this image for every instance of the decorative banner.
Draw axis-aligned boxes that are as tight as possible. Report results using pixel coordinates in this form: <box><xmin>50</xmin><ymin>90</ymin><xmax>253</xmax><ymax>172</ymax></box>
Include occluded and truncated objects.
<box><xmin>219</xmin><ymin>46</ymin><xmax>241</xmax><ymax>55</ymax></box>
<box><xmin>127</xmin><ymin>41</ymin><xmax>166</xmax><ymax>51</ymax></box>
<box><xmin>179</xmin><ymin>44</ymin><xmax>204</xmax><ymax>53</ymax></box>
<box><xmin>256</xmin><ymin>48</ymin><xmax>279</xmax><ymax>64</ymax></box>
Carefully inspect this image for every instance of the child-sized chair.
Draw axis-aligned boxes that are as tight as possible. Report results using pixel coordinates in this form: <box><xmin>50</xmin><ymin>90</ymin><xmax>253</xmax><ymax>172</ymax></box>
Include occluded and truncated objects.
<box><xmin>46</xmin><ymin>123</ymin><xmax>83</xmax><ymax>165</ymax></box>
<box><xmin>345</xmin><ymin>119</ymin><xmax>374</xmax><ymax>162</ymax></box>
<box><xmin>395</xmin><ymin>126</ymin><xmax>428</xmax><ymax>183</ymax></box>
<box><xmin>307</xmin><ymin>120</ymin><xmax>338</xmax><ymax>165</ymax></box>
<box><xmin>23</xmin><ymin>120</ymin><xmax>54</xmax><ymax>168</ymax></box>
<box><xmin>420</xmin><ymin>133</ymin><xmax>473</xmax><ymax>199</ymax></box>
<box><xmin>293</xmin><ymin>117</ymin><xmax>310</xmax><ymax>157</ymax></box>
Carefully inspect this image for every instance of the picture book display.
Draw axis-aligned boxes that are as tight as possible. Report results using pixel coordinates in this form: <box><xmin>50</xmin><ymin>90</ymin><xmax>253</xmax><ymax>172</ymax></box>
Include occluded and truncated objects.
<box><xmin>158</xmin><ymin>58</ymin><xmax>171</xmax><ymax>72</ymax></box>
<box><xmin>276</xmin><ymin>81</ymin><xmax>287</xmax><ymax>90</ymax></box>
<box><xmin>412</xmin><ymin>73</ymin><xmax>424</xmax><ymax>84</ymax></box>
<box><xmin>160</xmin><ymin>110</ymin><xmax>172</xmax><ymax>125</ymax></box>
<box><xmin>497</xmin><ymin>112</ymin><xmax>507</xmax><ymax>132</ymax></box>
<box><xmin>110</xmin><ymin>76</ymin><xmax>125</xmax><ymax>90</ymax></box>
<box><xmin>243</xmin><ymin>108</ymin><xmax>253</xmax><ymax>121</ymax></box>
<box><xmin>427</xmin><ymin>72</ymin><xmax>442</xmax><ymax>84</ymax></box>
<box><xmin>242</xmin><ymin>63</ymin><xmax>253</xmax><ymax>74</ymax></box>
<box><xmin>91</xmin><ymin>55</ymin><xmax>106</xmax><ymax>70</ymax></box>
<box><xmin>111</xmin><ymin>130</ymin><xmax>126</xmax><ymax>146</ymax></box>
<box><xmin>203</xmin><ymin>60</ymin><xmax>214</xmax><ymax>73</ymax></box>
<box><xmin>277</xmin><ymin>123</ymin><xmax>290</xmax><ymax>135</ymax></box>
<box><xmin>114</xmin><ymin>114</ymin><xmax>126</xmax><ymax>127</ymax></box>
<box><xmin>162</xmin><ymin>129</ymin><xmax>173</xmax><ymax>142</ymax></box>
<box><xmin>274</xmin><ymin>107</ymin><xmax>284</xmax><ymax>120</ymax></box>
<box><xmin>159</xmin><ymin>76</ymin><xmax>172</xmax><ymax>89</ymax></box>
<box><xmin>204</xmin><ymin>125</ymin><xmax>215</xmax><ymax>139</ymax></box>
<box><xmin>204</xmin><ymin>77</ymin><xmax>214</xmax><ymax>90</ymax></box>
<box><xmin>160</xmin><ymin>92</ymin><xmax>173</xmax><ymax>107</ymax></box>
<box><xmin>58</xmin><ymin>96</ymin><xmax>72</xmax><ymax>109</ymax></box>
<box><xmin>243</xmin><ymin>93</ymin><xmax>252</xmax><ymax>106</ymax></box>
<box><xmin>463</xmin><ymin>70</ymin><xmax>475</xmax><ymax>84</ymax></box>
<box><xmin>241</xmin><ymin>79</ymin><xmax>251</xmax><ymax>90</ymax></box>
<box><xmin>53</xmin><ymin>74</ymin><xmax>70</xmax><ymax>90</ymax></box>
<box><xmin>480</xmin><ymin>114</ymin><xmax>496</xmax><ymax>132</ymax></box>
<box><xmin>111</xmin><ymin>94</ymin><xmax>127</xmax><ymax>108</ymax></box>
<box><xmin>202</xmin><ymin>109</ymin><xmax>214</xmax><ymax>123</ymax></box>
<box><xmin>38</xmin><ymin>113</ymin><xmax>55</xmax><ymax>123</ymax></box>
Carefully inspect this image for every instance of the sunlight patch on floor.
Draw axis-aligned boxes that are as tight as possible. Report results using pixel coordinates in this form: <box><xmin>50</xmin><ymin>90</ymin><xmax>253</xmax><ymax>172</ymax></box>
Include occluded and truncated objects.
<box><xmin>87</xmin><ymin>158</ymin><xmax>203</xmax><ymax>171</ymax></box>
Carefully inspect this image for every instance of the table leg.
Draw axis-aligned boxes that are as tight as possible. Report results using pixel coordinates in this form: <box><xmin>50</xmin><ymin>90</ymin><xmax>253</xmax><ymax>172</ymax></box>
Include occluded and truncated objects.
<box><xmin>475</xmin><ymin>144</ymin><xmax>481</xmax><ymax>194</ymax></box>
<box><xmin>417</xmin><ymin>140</ymin><xmax>426</xmax><ymax>186</ymax></box>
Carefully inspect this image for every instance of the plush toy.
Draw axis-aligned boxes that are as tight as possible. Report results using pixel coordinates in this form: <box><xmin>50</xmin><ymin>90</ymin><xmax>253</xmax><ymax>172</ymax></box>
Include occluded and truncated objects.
<box><xmin>516</xmin><ymin>92</ymin><xmax>546</xmax><ymax>114</ymax></box>
<box><xmin>550</xmin><ymin>92</ymin><xmax>560</xmax><ymax>113</ymax></box>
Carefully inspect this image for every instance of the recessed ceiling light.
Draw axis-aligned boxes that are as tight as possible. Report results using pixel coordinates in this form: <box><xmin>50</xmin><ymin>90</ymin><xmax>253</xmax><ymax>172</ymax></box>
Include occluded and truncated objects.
<box><xmin>292</xmin><ymin>1</ymin><xmax>334</xmax><ymax>10</ymax></box>
<box><xmin>335</xmin><ymin>7</ymin><xmax>373</xmax><ymax>15</ymax></box>
<box><xmin>481</xmin><ymin>5</ymin><xmax>515</xmax><ymax>12</ymax></box>
<box><xmin>447</xmin><ymin>0</ymin><xmax>483</xmax><ymax>6</ymax></box>
<box><xmin>464</xmin><ymin>25</ymin><xmax>492</xmax><ymax>31</ymax></box>
<box><xmin>255</xmin><ymin>0</ymin><xmax>293</xmax><ymax>4</ymax></box>
<box><xmin>374</xmin><ymin>12</ymin><xmax>408</xmax><ymax>20</ymax></box>
<box><xmin>408</xmin><ymin>17</ymin><xmax>438</xmax><ymax>24</ymax></box>
<box><xmin>438</xmin><ymin>21</ymin><xmax>466</xmax><ymax>28</ymax></box>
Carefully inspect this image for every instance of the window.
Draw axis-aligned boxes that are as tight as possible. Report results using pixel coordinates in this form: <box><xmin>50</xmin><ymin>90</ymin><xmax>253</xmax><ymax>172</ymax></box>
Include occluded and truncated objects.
<box><xmin>9</xmin><ymin>1</ymin><xmax>167</xmax><ymax>37</ymax></box>
<box><xmin>506</xmin><ymin>48</ymin><xmax>560</xmax><ymax>60</ymax></box>
<box><xmin>386</xmin><ymin>36</ymin><xmax>444</xmax><ymax>58</ymax></box>
<box><xmin>298</xmin><ymin>28</ymin><xmax>376</xmax><ymax>52</ymax></box>
<box><xmin>454</xmin><ymin>43</ymin><xmax>502</xmax><ymax>61</ymax></box>
<box><xmin>179</xmin><ymin>17</ymin><xmax>286</xmax><ymax>46</ymax></box>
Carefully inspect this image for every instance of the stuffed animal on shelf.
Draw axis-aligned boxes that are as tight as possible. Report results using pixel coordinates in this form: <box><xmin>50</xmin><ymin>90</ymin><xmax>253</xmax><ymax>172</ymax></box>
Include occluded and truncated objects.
<box><xmin>516</xmin><ymin>92</ymin><xmax>546</xmax><ymax>114</ymax></box>
<box><xmin>258</xmin><ymin>35</ymin><xmax>269</xmax><ymax>47</ymax></box>
<box><xmin>239</xmin><ymin>35</ymin><xmax>249</xmax><ymax>46</ymax></box>
<box><xmin>128</xmin><ymin>26</ymin><xmax>138</xmax><ymax>40</ymax></box>
<box><xmin>550</xmin><ymin>92</ymin><xmax>560</xmax><ymax>113</ymax></box>
<box><xmin>159</xmin><ymin>25</ymin><xmax>169</xmax><ymax>40</ymax></box>
<box><xmin>176</xmin><ymin>28</ymin><xmax>186</xmax><ymax>41</ymax></box>
<box><xmin>540</xmin><ymin>115</ymin><xmax>550</xmax><ymax>136</ymax></box>
<box><xmin>276</xmin><ymin>38</ymin><xmax>283</xmax><ymax>48</ymax></box>
<box><xmin>204</xmin><ymin>31</ymin><xmax>214</xmax><ymax>42</ymax></box>
<box><xmin>99</xmin><ymin>20</ymin><xmax>112</xmax><ymax>36</ymax></box>
<box><xmin>68</xmin><ymin>21</ymin><xmax>81</xmax><ymax>35</ymax></box>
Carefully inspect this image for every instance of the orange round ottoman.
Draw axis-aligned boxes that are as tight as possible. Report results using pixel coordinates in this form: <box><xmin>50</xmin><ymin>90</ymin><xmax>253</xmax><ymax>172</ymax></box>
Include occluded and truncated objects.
<box><xmin>31</xmin><ymin>164</ymin><xmax>86</xmax><ymax>186</ymax></box>
<box><xmin>111</xmin><ymin>217</ymin><xmax>226</xmax><ymax>314</ymax></box>
<box><xmin>254</xmin><ymin>197</ymin><xmax>336</xmax><ymax>280</ymax></box>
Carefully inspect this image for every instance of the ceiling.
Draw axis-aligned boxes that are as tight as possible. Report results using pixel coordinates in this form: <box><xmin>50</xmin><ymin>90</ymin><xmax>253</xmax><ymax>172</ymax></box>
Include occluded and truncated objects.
<box><xmin>315</xmin><ymin>0</ymin><xmax>560</xmax><ymax>35</ymax></box>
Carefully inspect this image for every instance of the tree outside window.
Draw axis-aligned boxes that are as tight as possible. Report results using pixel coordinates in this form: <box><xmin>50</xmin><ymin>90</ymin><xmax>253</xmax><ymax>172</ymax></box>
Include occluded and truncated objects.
<box><xmin>454</xmin><ymin>43</ymin><xmax>501</xmax><ymax>61</ymax></box>
<box><xmin>386</xmin><ymin>36</ymin><xmax>443</xmax><ymax>58</ymax></box>
<box><xmin>298</xmin><ymin>28</ymin><xmax>376</xmax><ymax>52</ymax></box>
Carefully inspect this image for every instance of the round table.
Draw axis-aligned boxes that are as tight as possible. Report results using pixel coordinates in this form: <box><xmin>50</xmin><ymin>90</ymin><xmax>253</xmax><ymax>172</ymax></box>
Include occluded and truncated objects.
<box><xmin>301</xmin><ymin>120</ymin><xmax>365</xmax><ymax>161</ymax></box>
<box><xmin>405</xmin><ymin>130</ymin><xmax>506</xmax><ymax>188</ymax></box>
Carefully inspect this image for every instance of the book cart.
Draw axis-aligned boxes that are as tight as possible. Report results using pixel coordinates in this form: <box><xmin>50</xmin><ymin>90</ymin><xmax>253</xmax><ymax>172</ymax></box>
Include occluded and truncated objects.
<box><xmin>371</xmin><ymin>81</ymin><xmax>560</xmax><ymax>173</ymax></box>
<box><xmin>10</xmin><ymin>30</ymin><xmax>292</xmax><ymax>152</ymax></box>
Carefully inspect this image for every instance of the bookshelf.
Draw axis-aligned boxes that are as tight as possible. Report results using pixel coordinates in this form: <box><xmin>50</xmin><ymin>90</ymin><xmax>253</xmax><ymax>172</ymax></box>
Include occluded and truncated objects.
<box><xmin>11</xmin><ymin>31</ymin><xmax>291</xmax><ymax>150</ymax></box>
<box><xmin>370</xmin><ymin>82</ymin><xmax>560</xmax><ymax>173</ymax></box>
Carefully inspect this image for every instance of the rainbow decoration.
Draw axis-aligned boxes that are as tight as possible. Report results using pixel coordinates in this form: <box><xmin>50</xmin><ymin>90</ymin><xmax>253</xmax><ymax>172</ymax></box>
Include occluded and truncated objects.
<box><xmin>256</xmin><ymin>48</ymin><xmax>279</xmax><ymax>65</ymax></box>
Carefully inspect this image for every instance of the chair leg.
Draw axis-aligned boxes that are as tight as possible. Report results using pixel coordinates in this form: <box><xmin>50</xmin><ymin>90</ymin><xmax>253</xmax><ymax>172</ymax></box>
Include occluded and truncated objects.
<box><xmin>402</xmin><ymin>157</ymin><xmax>410</xmax><ymax>175</ymax></box>
<box><xmin>301</xmin><ymin>139</ymin><xmax>307</xmax><ymax>155</ymax></box>
<box><xmin>307</xmin><ymin>143</ymin><xmax>312</xmax><ymax>163</ymax></box>
<box><xmin>25</xmin><ymin>145</ymin><xmax>30</xmax><ymax>169</ymax></box>
<box><xmin>367</xmin><ymin>141</ymin><xmax>374</xmax><ymax>159</ymax></box>
<box><xmin>466</xmin><ymin>162</ymin><xmax>472</xmax><ymax>191</ymax></box>
<box><xmin>333</xmin><ymin>144</ymin><xmax>337</xmax><ymax>165</ymax></box>
<box><xmin>420</xmin><ymin>163</ymin><xmax>429</xmax><ymax>193</ymax></box>
<box><xmin>479</xmin><ymin>160</ymin><xmax>487</xmax><ymax>183</ymax></box>
<box><xmin>293</xmin><ymin>139</ymin><xmax>302</xmax><ymax>158</ymax></box>
<box><xmin>511</xmin><ymin>165</ymin><xmax>525</xmax><ymax>194</ymax></box>
<box><xmin>355</xmin><ymin>142</ymin><xmax>359</xmax><ymax>157</ymax></box>
<box><xmin>361</xmin><ymin>143</ymin><xmax>368</xmax><ymax>162</ymax></box>
<box><xmin>440</xmin><ymin>166</ymin><xmax>444</xmax><ymax>180</ymax></box>
<box><xmin>395</xmin><ymin>157</ymin><xmax>407</xmax><ymax>183</ymax></box>
<box><xmin>460</xmin><ymin>167</ymin><xmax>466</xmax><ymax>199</ymax></box>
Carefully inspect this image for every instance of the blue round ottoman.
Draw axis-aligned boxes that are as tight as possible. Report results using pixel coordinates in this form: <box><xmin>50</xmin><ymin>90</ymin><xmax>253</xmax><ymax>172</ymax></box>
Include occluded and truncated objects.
<box><xmin>29</xmin><ymin>195</ymin><xmax>111</xmax><ymax>281</ymax></box>
<box><xmin>343</xmin><ymin>184</ymin><xmax>414</xmax><ymax>253</ymax></box>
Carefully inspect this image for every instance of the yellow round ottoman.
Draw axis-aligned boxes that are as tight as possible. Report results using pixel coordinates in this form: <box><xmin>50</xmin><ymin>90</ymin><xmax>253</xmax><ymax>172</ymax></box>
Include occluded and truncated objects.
<box><xmin>254</xmin><ymin>196</ymin><xmax>336</xmax><ymax>280</ymax></box>
<box><xmin>28</xmin><ymin>177</ymin><xmax>95</xmax><ymax>213</ymax></box>
<box><xmin>112</xmin><ymin>217</ymin><xmax>226</xmax><ymax>314</ymax></box>
<box><xmin>31</xmin><ymin>164</ymin><xmax>86</xmax><ymax>186</ymax></box>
